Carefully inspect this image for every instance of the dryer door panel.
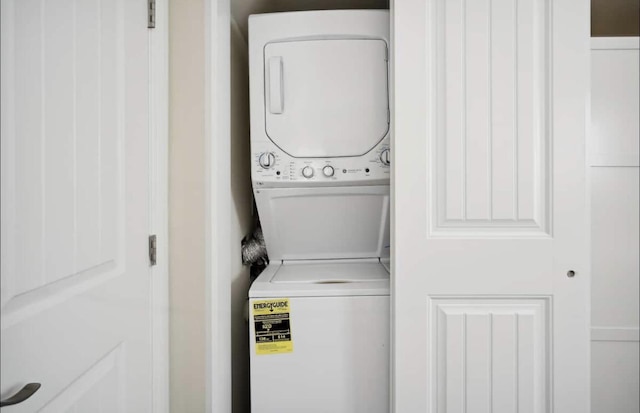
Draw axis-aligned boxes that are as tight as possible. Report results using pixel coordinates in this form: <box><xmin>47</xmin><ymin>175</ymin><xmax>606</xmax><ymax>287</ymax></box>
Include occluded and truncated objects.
<box><xmin>264</xmin><ymin>39</ymin><xmax>389</xmax><ymax>158</ymax></box>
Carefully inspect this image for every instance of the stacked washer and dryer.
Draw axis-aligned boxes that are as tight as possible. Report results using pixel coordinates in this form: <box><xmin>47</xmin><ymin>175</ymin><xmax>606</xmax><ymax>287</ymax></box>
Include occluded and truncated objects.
<box><xmin>248</xmin><ymin>10</ymin><xmax>391</xmax><ymax>413</ymax></box>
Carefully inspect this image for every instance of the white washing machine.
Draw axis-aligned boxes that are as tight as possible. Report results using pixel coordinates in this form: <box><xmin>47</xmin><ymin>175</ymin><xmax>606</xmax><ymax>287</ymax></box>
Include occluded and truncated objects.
<box><xmin>248</xmin><ymin>10</ymin><xmax>391</xmax><ymax>413</ymax></box>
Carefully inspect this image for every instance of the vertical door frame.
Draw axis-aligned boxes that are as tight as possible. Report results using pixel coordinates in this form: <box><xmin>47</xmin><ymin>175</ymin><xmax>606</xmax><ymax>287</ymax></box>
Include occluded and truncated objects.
<box><xmin>205</xmin><ymin>0</ymin><xmax>233</xmax><ymax>412</ymax></box>
<box><xmin>149</xmin><ymin>0</ymin><xmax>170</xmax><ymax>411</ymax></box>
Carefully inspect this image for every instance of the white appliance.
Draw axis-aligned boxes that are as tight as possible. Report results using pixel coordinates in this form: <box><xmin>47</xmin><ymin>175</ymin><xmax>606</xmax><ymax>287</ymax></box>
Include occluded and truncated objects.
<box><xmin>248</xmin><ymin>10</ymin><xmax>391</xmax><ymax>413</ymax></box>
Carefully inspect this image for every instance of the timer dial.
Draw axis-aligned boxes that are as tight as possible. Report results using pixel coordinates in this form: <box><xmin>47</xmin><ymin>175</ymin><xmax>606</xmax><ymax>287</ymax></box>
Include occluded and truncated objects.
<box><xmin>379</xmin><ymin>149</ymin><xmax>391</xmax><ymax>166</ymax></box>
<box><xmin>322</xmin><ymin>165</ymin><xmax>335</xmax><ymax>177</ymax></box>
<box><xmin>302</xmin><ymin>166</ymin><xmax>314</xmax><ymax>178</ymax></box>
<box><xmin>258</xmin><ymin>152</ymin><xmax>276</xmax><ymax>169</ymax></box>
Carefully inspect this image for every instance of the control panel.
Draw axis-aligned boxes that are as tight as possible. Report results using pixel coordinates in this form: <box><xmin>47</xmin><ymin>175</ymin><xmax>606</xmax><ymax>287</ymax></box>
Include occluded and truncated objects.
<box><xmin>252</xmin><ymin>137</ymin><xmax>391</xmax><ymax>187</ymax></box>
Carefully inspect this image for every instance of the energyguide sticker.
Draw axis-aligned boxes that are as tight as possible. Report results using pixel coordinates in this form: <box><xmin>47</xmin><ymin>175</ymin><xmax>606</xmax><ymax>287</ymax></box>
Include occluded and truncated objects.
<box><xmin>253</xmin><ymin>298</ymin><xmax>293</xmax><ymax>355</ymax></box>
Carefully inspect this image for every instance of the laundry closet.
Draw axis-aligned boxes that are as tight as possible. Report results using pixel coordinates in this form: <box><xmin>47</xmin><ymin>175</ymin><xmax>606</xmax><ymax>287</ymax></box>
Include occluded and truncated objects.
<box><xmin>197</xmin><ymin>0</ymin><xmax>591</xmax><ymax>411</ymax></box>
<box><xmin>226</xmin><ymin>2</ymin><xmax>390</xmax><ymax>413</ymax></box>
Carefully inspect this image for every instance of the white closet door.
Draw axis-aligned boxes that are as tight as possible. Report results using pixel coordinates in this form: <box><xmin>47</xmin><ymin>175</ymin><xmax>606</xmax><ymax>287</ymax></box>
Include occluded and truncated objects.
<box><xmin>392</xmin><ymin>0</ymin><xmax>590</xmax><ymax>411</ymax></box>
<box><xmin>1</xmin><ymin>0</ymin><xmax>153</xmax><ymax>411</ymax></box>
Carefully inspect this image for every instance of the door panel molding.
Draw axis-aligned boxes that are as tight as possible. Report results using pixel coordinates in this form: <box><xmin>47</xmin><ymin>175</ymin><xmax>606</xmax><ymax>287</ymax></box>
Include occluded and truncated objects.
<box><xmin>39</xmin><ymin>344</ymin><xmax>124</xmax><ymax>412</ymax></box>
<box><xmin>428</xmin><ymin>296</ymin><xmax>551</xmax><ymax>413</ymax></box>
<box><xmin>429</xmin><ymin>0</ymin><xmax>551</xmax><ymax>237</ymax></box>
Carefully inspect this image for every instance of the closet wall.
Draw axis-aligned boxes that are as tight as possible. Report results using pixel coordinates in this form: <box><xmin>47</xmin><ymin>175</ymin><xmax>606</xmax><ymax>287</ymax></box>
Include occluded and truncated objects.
<box><xmin>229</xmin><ymin>17</ymin><xmax>253</xmax><ymax>413</ymax></box>
<box><xmin>590</xmin><ymin>39</ymin><xmax>640</xmax><ymax>413</ymax></box>
<box><xmin>169</xmin><ymin>0</ymin><xmax>207</xmax><ymax>411</ymax></box>
<box><xmin>591</xmin><ymin>0</ymin><xmax>640</xmax><ymax>36</ymax></box>
<box><xmin>590</xmin><ymin>4</ymin><xmax>639</xmax><ymax>412</ymax></box>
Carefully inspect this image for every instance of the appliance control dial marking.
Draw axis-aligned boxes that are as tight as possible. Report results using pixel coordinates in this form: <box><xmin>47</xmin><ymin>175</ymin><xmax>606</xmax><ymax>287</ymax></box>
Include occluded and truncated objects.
<box><xmin>302</xmin><ymin>166</ymin><xmax>314</xmax><ymax>178</ymax></box>
<box><xmin>258</xmin><ymin>152</ymin><xmax>276</xmax><ymax>169</ymax></box>
<box><xmin>379</xmin><ymin>148</ymin><xmax>391</xmax><ymax>166</ymax></box>
<box><xmin>322</xmin><ymin>165</ymin><xmax>335</xmax><ymax>177</ymax></box>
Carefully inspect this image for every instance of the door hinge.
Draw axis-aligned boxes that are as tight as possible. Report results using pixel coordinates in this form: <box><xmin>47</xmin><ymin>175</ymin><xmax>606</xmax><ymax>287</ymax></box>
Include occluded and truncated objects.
<box><xmin>149</xmin><ymin>235</ymin><xmax>157</xmax><ymax>266</ymax></box>
<box><xmin>147</xmin><ymin>0</ymin><xmax>156</xmax><ymax>29</ymax></box>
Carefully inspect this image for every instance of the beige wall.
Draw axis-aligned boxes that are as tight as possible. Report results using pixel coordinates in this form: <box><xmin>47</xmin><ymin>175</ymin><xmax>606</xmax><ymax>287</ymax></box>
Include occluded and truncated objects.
<box><xmin>169</xmin><ymin>0</ymin><xmax>207</xmax><ymax>411</ymax></box>
<box><xmin>592</xmin><ymin>0</ymin><xmax>640</xmax><ymax>36</ymax></box>
<box><xmin>169</xmin><ymin>0</ymin><xmax>253</xmax><ymax>411</ymax></box>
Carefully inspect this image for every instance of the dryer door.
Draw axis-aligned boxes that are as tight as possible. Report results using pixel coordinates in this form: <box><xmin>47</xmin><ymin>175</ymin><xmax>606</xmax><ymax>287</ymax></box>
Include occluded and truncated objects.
<box><xmin>264</xmin><ymin>39</ymin><xmax>389</xmax><ymax>158</ymax></box>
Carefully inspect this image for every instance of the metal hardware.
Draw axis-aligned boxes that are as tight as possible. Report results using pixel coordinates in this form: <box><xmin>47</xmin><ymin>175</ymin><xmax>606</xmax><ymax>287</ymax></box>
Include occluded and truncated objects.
<box><xmin>567</xmin><ymin>270</ymin><xmax>575</xmax><ymax>278</ymax></box>
<box><xmin>149</xmin><ymin>235</ymin><xmax>157</xmax><ymax>266</ymax></box>
<box><xmin>0</xmin><ymin>383</ymin><xmax>41</xmax><ymax>407</ymax></box>
<box><xmin>147</xmin><ymin>0</ymin><xmax>155</xmax><ymax>28</ymax></box>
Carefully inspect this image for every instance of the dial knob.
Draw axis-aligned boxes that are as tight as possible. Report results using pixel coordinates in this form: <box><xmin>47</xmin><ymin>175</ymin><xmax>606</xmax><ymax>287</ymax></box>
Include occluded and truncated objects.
<box><xmin>258</xmin><ymin>152</ymin><xmax>275</xmax><ymax>169</ymax></box>
<box><xmin>322</xmin><ymin>165</ymin><xmax>335</xmax><ymax>177</ymax></box>
<box><xmin>380</xmin><ymin>149</ymin><xmax>391</xmax><ymax>166</ymax></box>
<box><xmin>302</xmin><ymin>166</ymin><xmax>314</xmax><ymax>178</ymax></box>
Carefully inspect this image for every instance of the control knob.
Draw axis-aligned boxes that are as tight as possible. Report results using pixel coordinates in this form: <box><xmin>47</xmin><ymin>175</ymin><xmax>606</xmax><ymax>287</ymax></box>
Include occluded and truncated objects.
<box><xmin>380</xmin><ymin>149</ymin><xmax>391</xmax><ymax>166</ymax></box>
<box><xmin>302</xmin><ymin>166</ymin><xmax>314</xmax><ymax>178</ymax></box>
<box><xmin>322</xmin><ymin>165</ymin><xmax>334</xmax><ymax>177</ymax></box>
<box><xmin>258</xmin><ymin>152</ymin><xmax>276</xmax><ymax>169</ymax></box>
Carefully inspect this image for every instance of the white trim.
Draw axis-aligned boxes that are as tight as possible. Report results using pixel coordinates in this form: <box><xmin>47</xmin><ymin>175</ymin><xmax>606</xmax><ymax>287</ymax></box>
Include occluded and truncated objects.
<box><xmin>591</xmin><ymin>327</ymin><xmax>640</xmax><ymax>342</ymax></box>
<box><xmin>149</xmin><ymin>0</ymin><xmax>170</xmax><ymax>411</ymax></box>
<box><xmin>589</xmin><ymin>155</ymin><xmax>640</xmax><ymax>167</ymax></box>
<box><xmin>389</xmin><ymin>1</ymin><xmax>396</xmax><ymax>411</ymax></box>
<box><xmin>591</xmin><ymin>37</ymin><xmax>640</xmax><ymax>50</ymax></box>
<box><xmin>205</xmin><ymin>0</ymin><xmax>233</xmax><ymax>412</ymax></box>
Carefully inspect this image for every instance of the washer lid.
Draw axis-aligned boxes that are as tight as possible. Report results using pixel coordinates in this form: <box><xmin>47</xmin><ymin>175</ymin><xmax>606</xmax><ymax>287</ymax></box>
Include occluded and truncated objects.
<box><xmin>264</xmin><ymin>39</ymin><xmax>389</xmax><ymax>158</ymax></box>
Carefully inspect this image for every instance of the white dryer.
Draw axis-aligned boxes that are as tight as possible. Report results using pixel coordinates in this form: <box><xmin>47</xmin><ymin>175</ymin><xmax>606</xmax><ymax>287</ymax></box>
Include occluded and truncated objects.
<box><xmin>248</xmin><ymin>10</ymin><xmax>391</xmax><ymax>413</ymax></box>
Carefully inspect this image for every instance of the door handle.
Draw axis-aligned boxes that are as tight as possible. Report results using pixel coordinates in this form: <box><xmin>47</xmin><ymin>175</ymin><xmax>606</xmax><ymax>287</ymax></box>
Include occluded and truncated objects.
<box><xmin>0</xmin><ymin>383</ymin><xmax>41</xmax><ymax>407</ymax></box>
<box><xmin>268</xmin><ymin>56</ymin><xmax>284</xmax><ymax>114</ymax></box>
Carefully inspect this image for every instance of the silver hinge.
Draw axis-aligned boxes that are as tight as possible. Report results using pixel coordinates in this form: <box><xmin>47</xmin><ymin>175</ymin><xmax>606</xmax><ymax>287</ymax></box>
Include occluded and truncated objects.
<box><xmin>147</xmin><ymin>0</ymin><xmax>155</xmax><ymax>29</ymax></box>
<box><xmin>149</xmin><ymin>235</ymin><xmax>157</xmax><ymax>266</ymax></box>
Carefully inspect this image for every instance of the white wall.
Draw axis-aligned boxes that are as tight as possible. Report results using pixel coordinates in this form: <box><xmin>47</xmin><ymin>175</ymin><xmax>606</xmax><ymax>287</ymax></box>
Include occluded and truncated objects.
<box><xmin>590</xmin><ymin>37</ymin><xmax>640</xmax><ymax>413</ymax></box>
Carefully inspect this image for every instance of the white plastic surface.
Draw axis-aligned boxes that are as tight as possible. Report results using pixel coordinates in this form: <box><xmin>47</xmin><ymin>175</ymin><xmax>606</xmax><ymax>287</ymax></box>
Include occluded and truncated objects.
<box><xmin>268</xmin><ymin>56</ymin><xmax>283</xmax><ymax>114</ymax></box>
<box><xmin>249</xmin><ymin>293</ymin><xmax>389</xmax><ymax>412</ymax></box>
<box><xmin>274</xmin><ymin>260</ymin><xmax>389</xmax><ymax>283</ymax></box>
<box><xmin>254</xmin><ymin>185</ymin><xmax>390</xmax><ymax>261</ymax></box>
<box><xmin>265</xmin><ymin>39</ymin><xmax>388</xmax><ymax>157</ymax></box>
<box><xmin>249</xmin><ymin>259</ymin><xmax>390</xmax><ymax>298</ymax></box>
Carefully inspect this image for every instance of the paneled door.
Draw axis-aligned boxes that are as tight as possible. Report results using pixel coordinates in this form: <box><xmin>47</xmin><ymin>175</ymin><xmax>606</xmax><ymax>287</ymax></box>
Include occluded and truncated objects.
<box><xmin>1</xmin><ymin>0</ymin><xmax>153</xmax><ymax>411</ymax></box>
<box><xmin>392</xmin><ymin>0</ymin><xmax>590</xmax><ymax>411</ymax></box>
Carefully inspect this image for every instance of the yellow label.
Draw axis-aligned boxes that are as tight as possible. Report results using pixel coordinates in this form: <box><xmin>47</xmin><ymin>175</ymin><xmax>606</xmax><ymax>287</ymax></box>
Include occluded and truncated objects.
<box><xmin>252</xmin><ymin>298</ymin><xmax>293</xmax><ymax>355</ymax></box>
